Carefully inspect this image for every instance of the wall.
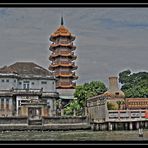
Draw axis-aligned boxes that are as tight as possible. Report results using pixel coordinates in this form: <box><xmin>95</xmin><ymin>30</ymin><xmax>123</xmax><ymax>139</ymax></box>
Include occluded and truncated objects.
<box><xmin>0</xmin><ymin>77</ymin><xmax>17</xmax><ymax>90</ymax></box>
<box><xmin>0</xmin><ymin>97</ymin><xmax>13</xmax><ymax>117</ymax></box>
<box><xmin>17</xmin><ymin>79</ymin><xmax>55</xmax><ymax>92</ymax></box>
<box><xmin>43</xmin><ymin>116</ymin><xmax>87</xmax><ymax>124</ymax></box>
<box><xmin>0</xmin><ymin>117</ymin><xmax>28</xmax><ymax>124</ymax></box>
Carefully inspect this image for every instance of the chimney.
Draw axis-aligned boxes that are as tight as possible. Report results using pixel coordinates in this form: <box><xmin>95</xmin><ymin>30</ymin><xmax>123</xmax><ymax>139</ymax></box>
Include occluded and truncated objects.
<box><xmin>108</xmin><ymin>76</ymin><xmax>119</xmax><ymax>91</ymax></box>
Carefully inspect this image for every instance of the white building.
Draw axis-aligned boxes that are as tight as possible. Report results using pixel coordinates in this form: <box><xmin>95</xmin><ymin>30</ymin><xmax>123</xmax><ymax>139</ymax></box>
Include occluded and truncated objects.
<box><xmin>0</xmin><ymin>62</ymin><xmax>59</xmax><ymax>117</ymax></box>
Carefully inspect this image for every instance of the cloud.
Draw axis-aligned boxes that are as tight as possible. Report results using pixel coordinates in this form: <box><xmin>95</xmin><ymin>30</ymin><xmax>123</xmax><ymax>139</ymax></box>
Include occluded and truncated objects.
<box><xmin>0</xmin><ymin>8</ymin><xmax>148</xmax><ymax>85</ymax></box>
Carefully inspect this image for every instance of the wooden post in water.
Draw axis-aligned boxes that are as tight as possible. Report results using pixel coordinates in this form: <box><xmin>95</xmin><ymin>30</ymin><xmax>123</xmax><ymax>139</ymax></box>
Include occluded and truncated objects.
<box><xmin>129</xmin><ymin>122</ymin><xmax>133</xmax><ymax>130</ymax></box>
<box><xmin>108</xmin><ymin>122</ymin><xmax>113</xmax><ymax>131</ymax></box>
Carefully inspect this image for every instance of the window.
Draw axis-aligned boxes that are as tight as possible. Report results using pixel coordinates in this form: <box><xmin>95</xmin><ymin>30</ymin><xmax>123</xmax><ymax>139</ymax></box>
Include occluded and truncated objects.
<box><xmin>115</xmin><ymin>92</ymin><xmax>119</xmax><ymax>95</ymax></box>
<box><xmin>14</xmin><ymin>80</ymin><xmax>16</xmax><ymax>83</ymax></box>
<box><xmin>19</xmin><ymin>82</ymin><xmax>22</xmax><ymax>85</ymax></box>
<box><xmin>1</xmin><ymin>99</ymin><xmax>4</xmax><ymax>111</ymax></box>
<box><xmin>6</xmin><ymin>79</ymin><xmax>9</xmax><ymax>82</ymax></box>
<box><xmin>6</xmin><ymin>99</ymin><xmax>9</xmax><ymax>111</ymax></box>
<box><xmin>41</xmin><ymin>81</ymin><xmax>47</xmax><ymax>84</ymax></box>
<box><xmin>23</xmin><ymin>81</ymin><xmax>30</xmax><ymax>89</ymax></box>
<box><xmin>32</xmin><ymin>82</ymin><xmax>34</xmax><ymax>85</ymax></box>
<box><xmin>1</xmin><ymin>80</ymin><xmax>4</xmax><ymax>82</ymax></box>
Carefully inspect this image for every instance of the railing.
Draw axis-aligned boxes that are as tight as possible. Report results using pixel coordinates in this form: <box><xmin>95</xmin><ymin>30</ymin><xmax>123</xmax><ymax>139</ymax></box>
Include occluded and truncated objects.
<box><xmin>107</xmin><ymin>110</ymin><xmax>147</xmax><ymax>121</ymax></box>
<box><xmin>51</xmin><ymin>51</ymin><xmax>74</xmax><ymax>56</ymax></box>
<box><xmin>51</xmin><ymin>61</ymin><xmax>76</xmax><ymax>66</ymax></box>
<box><xmin>12</xmin><ymin>88</ymin><xmax>43</xmax><ymax>95</ymax></box>
<box><xmin>56</xmin><ymin>82</ymin><xmax>76</xmax><ymax>87</ymax></box>
<box><xmin>53</xmin><ymin>71</ymin><xmax>75</xmax><ymax>76</ymax></box>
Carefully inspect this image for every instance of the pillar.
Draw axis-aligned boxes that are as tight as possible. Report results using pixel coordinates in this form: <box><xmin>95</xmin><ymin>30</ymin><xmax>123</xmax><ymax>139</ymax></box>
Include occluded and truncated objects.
<box><xmin>129</xmin><ymin>122</ymin><xmax>133</xmax><ymax>130</ymax></box>
<box><xmin>61</xmin><ymin>109</ymin><xmax>64</xmax><ymax>116</ymax></box>
<box><xmin>108</xmin><ymin>122</ymin><xmax>113</xmax><ymax>131</ymax></box>
<box><xmin>145</xmin><ymin>122</ymin><xmax>148</xmax><ymax>128</ymax></box>
<box><xmin>115</xmin><ymin>123</ymin><xmax>118</xmax><ymax>130</ymax></box>
<box><xmin>125</xmin><ymin>123</ymin><xmax>128</xmax><ymax>130</ymax></box>
<box><xmin>136</xmin><ymin>122</ymin><xmax>139</xmax><ymax>130</ymax></box>
<box><xmin>73</xmin><ymin>109</ymin><xmax>76</xmax><ymax>116</ymax></box>
<box><xmin>91</xmin><ymin>123</ymin><xmax>96</xmax><ymax>131</ymax></box>
<box><xmin>96</xmin><ymin>124</ymin><xmax>99</xmax><ymax>131</ymax></box>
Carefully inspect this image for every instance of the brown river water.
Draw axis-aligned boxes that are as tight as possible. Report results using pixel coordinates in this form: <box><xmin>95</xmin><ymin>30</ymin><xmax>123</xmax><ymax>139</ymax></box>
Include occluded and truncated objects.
<box><xmin>0</xmin><ymin>130</ymin><xmax>148</xmax><ymax>143</ymax></box>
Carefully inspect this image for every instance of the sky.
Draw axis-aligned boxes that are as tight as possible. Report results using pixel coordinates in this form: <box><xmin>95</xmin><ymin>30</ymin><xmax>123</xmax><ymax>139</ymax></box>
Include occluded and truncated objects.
<box><xmin>0</xmin><ymin>7</ymin><xmax>148</xmax><ymax>86</ymax></box>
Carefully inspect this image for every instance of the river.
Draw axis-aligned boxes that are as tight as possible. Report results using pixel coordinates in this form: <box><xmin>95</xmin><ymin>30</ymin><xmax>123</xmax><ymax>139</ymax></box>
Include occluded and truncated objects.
<box><xmin>0</xmin><ymin>130</ymin><xmax>148</xmax><ymax>143</ymax></box>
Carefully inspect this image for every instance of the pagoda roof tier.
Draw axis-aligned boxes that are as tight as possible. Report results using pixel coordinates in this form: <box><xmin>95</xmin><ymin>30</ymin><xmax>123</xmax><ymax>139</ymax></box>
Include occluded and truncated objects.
<box><xmin>49</xmin><ymin>61</ymin><xmax>78</xmax><ymax>70</ymax></box>
<box><xmin>49</xmin><ymin>51</ymin><xmax>77</xmax><ymax>60</ymax></box>
<box><xmin>56</xmin><ymin>82</ymin><xmax>76</xmax><ymax>89</ymax></box>
<box><xmin>49</xmin><ymin>43</ymin><xmax>76</xmax><ymax>51</ymax></box>
<box><xmin>50</xmin><ymin>25</ymin><xmax>75</xmax><ymax>42</ymax></box>
<box><xmin>53</xmin><ymin>71</ymin><xmax>78</xmax><ymax>79</ymax></box>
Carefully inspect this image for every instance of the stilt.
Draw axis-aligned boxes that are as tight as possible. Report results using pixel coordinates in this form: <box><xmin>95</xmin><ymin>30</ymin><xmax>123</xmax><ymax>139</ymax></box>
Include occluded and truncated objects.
<box><xmin>129</xmin><ymin>122</ymin><xmax>133</xmax><ymax>130</ymax></box>
<box><xmin>108</xmin><ymin>122</ymin><xmax>113</xmax><ymax>131</ymax></box>
<box><xmin>96</xmin><ymin>124</ymin><xmax>99</xmax><ymax>131</ymax></box>
<box><xmin>136</xmin><ymin>122</ymin><xmax>139</xmax><ymax>130</ymax></box>
<box><xmin>125</xmin><ymin>123</ymin><xmax>128</xmax><ymax>130</ymax></box>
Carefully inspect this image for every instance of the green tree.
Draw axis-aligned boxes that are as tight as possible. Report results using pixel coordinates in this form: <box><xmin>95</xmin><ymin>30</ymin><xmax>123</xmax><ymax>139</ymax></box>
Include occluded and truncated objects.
<box><xmin>74</xmin><ymin>80</ymin><xmax>107</xmax><ymax>108</ymax></box>
<box><xmin>119</xmin><ymin>70</ymin><xmax>148</xmax><ymax>98</ymax></box>
<box><xmin>64</xmin><ymin>80</ymin><xmax>107</xmax><ymax>116</ymax></box>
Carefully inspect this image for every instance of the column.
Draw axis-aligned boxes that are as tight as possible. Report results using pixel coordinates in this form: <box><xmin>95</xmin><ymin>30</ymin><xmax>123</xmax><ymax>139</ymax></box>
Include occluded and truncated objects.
<box><xmin>16</xmin><ymin>98</ymin><xmax>19</xmax><ymax>116</ymax></box>
<box><xmin>115</xmin><ymin>123</ymin><xmax>118</xmax><ymax>130</ymax></box>
<box><xmin>108</xmin><ymin>122</ymin><xmax>113</xmax><ymax>131</ymax></box>
<box><xmin>145</xmin><ymin>122</ymin><xmax>148</xmax><ymax>128</ymax></box>
<box><xmin>129</xmin><ymin>122</ymin><xmax>133</xmax><ymax>130</ymax></box>
<box><xmin>96</xmin><ymin>124</ymin><xmax>99</xmax><ymax>131</ymax></box>
<box><xmin>125</xmin><ymin>123</ymin><xmax>128</xmax><ymax>130</ymax></box>
<box><xmin>61</xmin><ymin>109</ymin><xmax>64</xmax><ymax>116</ymax></box>
<box><xmin>136</xmin><ymin>122</ymin><xmax>139</xmax><ymax>130</ymax></box>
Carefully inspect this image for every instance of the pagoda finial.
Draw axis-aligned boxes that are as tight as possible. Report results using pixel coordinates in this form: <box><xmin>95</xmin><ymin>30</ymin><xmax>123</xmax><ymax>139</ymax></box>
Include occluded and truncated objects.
<box><xmin>61</xmin><ymin>15</ymin><xmax>64</xmax><ymax>26</ymax></box>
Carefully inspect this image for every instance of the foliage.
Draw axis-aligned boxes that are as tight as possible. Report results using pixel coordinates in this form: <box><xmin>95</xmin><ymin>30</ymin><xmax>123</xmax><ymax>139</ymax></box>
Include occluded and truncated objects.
<box><xmin>116</xmin><ymin>100</ymin><xmax>125</xmax><ymax>110</ymax></box>
<box><xmin>64</xmin><ymin>99</ymin><xmax>81</xmax><ymax>116</ymax></box>
<box><xmin>64</xmin><ymin>80</ymin><xmax>107</xmax><ymax>116</ymax></box>
<box><xmin>107</xmin><ymin>102</ymin><xmax>118</xmax><ymax>110</ymax></box>
<box><xmin>74</xmin><ymin>81</ymin><xmax>107</xmax><ymax>108</ymax></box>
<box><xmin>119</xmin><ymin>70</ymin><xmax>148</xmax><ymax>98</ymax></box>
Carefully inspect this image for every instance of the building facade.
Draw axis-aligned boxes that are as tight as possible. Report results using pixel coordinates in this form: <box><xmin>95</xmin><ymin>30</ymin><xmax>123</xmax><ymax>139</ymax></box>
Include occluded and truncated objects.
<box><xmin>49</xmin><ymin>17</ymin><xmax>78</xmax><ymax>105</ymax></box>
<box><xmin>0</xmin><ymin>62</ymin><xmax>59</xmax><ymax>118</ymax></box>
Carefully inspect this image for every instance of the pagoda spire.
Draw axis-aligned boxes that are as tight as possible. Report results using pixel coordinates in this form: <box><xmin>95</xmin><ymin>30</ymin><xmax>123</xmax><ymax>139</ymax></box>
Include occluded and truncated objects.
<box><xmin>61</xmin><ymin>16</ymin><xmax>64</xmax><ymax>26</ymax></box>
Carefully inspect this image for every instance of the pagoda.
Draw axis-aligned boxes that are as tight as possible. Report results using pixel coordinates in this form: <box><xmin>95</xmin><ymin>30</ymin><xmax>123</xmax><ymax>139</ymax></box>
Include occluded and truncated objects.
<box><xmin>49</xmin><ymin>17</ymin><xmax>78</xmax><ymax>103</ymax></box>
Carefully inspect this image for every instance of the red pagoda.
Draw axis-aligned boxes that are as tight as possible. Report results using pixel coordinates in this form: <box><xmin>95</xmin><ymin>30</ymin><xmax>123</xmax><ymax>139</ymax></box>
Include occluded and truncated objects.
<box><xmin>49</xmin><ymin>17</ymin><xmax>78</xmax><ymax>102</ymax></box>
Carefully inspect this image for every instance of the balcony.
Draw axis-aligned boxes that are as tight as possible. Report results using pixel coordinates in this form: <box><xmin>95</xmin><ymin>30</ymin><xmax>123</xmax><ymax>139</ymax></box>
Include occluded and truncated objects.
<box><xmin>49</xmin><ymin>43</ymin><xmax>76</xmax><ymax>51</ymax></box>
<box><xmin>12</xmin><ymin>88</ymin><xmax>42</xmax><ymax>95</ymax></box>
<box><xmin>49</xmin><ymin>61</ymin><xmax>78</xmax><ymax>69</ymax></box>
<box><xmin>53</xmin><ymin>71</ymin><xmax>78</xmax><ymax>79</ymax></box>
<box><xmin>49</xmin><ymin>51</ymin><xmax>77</xmax><ymax>60</ymax></box>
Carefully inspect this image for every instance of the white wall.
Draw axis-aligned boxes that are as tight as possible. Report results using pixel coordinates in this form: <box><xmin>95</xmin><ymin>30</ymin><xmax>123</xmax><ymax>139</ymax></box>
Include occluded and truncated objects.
<box><xmin>0</xmin><ymin>78</ymin><xmax>17</xmax><ymax>90</ymax></box>
<box><xmin>0</xmin><ymin>76</ymin><xmax>56</xmax><ymax>92</ymax></box>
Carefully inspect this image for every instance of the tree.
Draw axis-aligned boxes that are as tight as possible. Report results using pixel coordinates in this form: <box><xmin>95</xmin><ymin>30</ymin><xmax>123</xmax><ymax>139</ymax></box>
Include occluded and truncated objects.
<box><xmin>74</xmin><ymin>80</ymin><xmax>107</xmax><ymax>108</ymax></box>
<box><xmin>64</xmin><ymin>80</ymin><xmax>107</xmax><ymax>116</ymax></box>
<box><xmin>119</xmin><ymin>70</ymin><xmax>148</xmax><ymax>98</ymax></box>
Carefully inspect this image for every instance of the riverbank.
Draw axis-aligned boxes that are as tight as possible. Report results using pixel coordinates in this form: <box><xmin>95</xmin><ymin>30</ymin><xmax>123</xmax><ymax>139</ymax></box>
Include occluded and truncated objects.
<box><xmin>0</xmin><ymin>123</ymin><xmax>90</xmax><ymax>131</ymax></box>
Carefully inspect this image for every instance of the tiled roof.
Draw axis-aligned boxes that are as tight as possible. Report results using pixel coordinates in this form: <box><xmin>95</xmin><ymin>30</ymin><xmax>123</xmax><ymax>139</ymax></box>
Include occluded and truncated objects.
<box><xmin>0</xmin><ymin>62</ymin><xmax>51</xmax><ymax>77</ymax></box>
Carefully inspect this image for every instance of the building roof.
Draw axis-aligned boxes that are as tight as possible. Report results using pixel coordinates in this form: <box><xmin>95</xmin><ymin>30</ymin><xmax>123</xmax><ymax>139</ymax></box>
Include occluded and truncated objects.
<box><xmin>0</xmin><ymin>62</ymin><xmax>52</xmax><ymax>77</ymax></box>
